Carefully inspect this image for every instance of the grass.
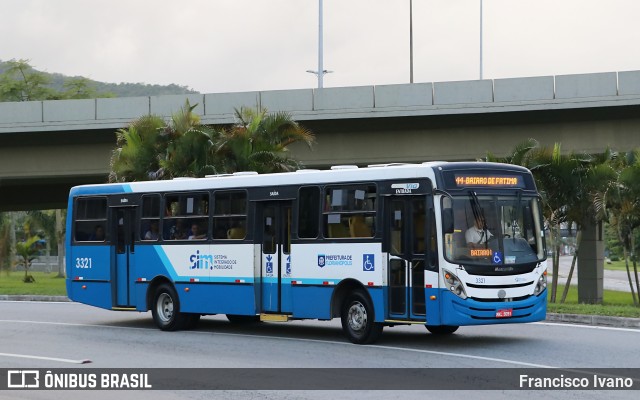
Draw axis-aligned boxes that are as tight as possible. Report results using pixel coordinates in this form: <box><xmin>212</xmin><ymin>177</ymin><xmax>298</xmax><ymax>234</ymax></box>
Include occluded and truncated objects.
<box><xmin>604</xmin><ymin>259</ymin><xmax>640</xmax><ymax>273</ymax></box>
<box><xmin>0</xmin><ymin>271</ymin><xmax>67</xmax><ymax>296</ymax></box>
<box><xmin>547</xmin><ymin>284</ymin><xmax>640</xmax><ymax>318</ymax></box>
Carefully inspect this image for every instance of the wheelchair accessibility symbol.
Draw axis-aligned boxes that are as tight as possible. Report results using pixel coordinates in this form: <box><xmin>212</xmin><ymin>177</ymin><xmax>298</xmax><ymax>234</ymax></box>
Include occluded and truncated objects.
<box><xmin>266</xmin><ymin>255</ymin><xmax>273</xmax><ymax>274</ymax></box>
<box><xmin>363</xmin><ymin>254</ymin><xmax>375</xmax><ymax>271</ymax></box>
<box><xmin>493</xmin><ymin>251</ymin><xmax>503</xmax><ymax>264</ymax></box>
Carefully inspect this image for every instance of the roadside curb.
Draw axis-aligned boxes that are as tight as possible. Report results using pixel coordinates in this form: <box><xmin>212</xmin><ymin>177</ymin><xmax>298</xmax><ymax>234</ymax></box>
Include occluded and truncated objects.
<box><xmin>0</xmin><ymin>295</ymin><xmax>71</xmax><ymax>302</ymax></box>
<box><xmin>546</xmin><ymin>313</ymin><xmax>640</xmax><ymax>328</ymax></box>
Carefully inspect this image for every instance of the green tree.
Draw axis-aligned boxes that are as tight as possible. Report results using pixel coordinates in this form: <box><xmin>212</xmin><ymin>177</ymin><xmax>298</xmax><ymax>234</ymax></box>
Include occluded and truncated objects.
<box><xmin>109</xmin><ymin>114</ymin><xmax>168</xmax><ymax>182</ymax></box>
<box><xmin>109</xmin><ymin>103</ymin><xmax>314</xmax><ymax>182</ymax></box>
<box><xmin>25</xmin><ymin>210</ymin><xmax>66</xmax><ymax>277</ymax></box>
<box><xmin>159</xmin><ymin>101</ymin><xmax>220</xmax><ymax>178</ymax></box>
<box><xmin>15</xmin><ymin>236</ymin><xmax>42</xmax><ymax>283</ymax></box>
<box><xmin>485</xmin><ymin>140</ymin><xmax>616</xmax><ymax>303</ymax></box>
<box><xmin>557</xmin><ymin>149</ymin><xmax>617</xmax><ymax>303</ymax></box>
<box><xmin>215</xmin><ymin>107</ymin><xmax>315</xmax><ymax>173</ymax></box>
<box><xmin>609</xmin><ymin>149</ymin><xmax>640</xmax><ymax>305</ymax></box>
<box><xmin>0</xmin><ymin>214</ymin><xmax>11</xmax><ymax>276</ymax></box>
<box><xmin>62</xmin><ymin>77</ymin><xmax>114</xmax><ymax>99</ymax></box>
<box><xmin>484</xmin><ymin>140</ymin><xmax>566</xmax><ymax>302</ymax></box>
<box><xmin>0</xmin><ymin>59</ymin><xmax>56</xmax><ymax>101</ymax></box>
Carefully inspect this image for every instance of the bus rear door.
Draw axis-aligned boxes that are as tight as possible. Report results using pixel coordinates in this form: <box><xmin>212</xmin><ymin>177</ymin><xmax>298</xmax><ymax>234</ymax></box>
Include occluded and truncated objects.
<box><xmin>111</xmin><ymin>206</ymin><xmax>136</xmax><ymax>308</ymax></box>
<box><xmin>256</xmin><ymin>201</ymin><xmax>293</xmax><ymax>314</ymax></box>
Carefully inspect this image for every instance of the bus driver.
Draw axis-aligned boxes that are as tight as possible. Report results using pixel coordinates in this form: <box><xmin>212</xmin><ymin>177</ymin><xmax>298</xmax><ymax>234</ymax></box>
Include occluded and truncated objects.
<box><xmin>465</xmin><ymin>214</ymin><xmax>493</xmax><ymax>248</ymax></box>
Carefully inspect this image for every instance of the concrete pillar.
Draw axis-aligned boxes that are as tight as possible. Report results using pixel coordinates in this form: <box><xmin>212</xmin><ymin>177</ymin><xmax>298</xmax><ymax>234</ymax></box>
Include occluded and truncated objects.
<box><xmin>577</xmin><ymin>221</ymin><xmax>604</xmax><ymax>304</ymax></box>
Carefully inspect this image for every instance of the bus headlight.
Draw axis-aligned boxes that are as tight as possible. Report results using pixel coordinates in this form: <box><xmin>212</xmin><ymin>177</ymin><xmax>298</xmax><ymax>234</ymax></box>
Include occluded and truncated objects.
<box><xmin>534</xmin><ymin>272</ymin><xmax>547</xmax><ymax>296</ymax></box>
<box><xmin>443</xmin><ymin>269</ymin><xmax>467</xmax><ymax>300</ymax></box>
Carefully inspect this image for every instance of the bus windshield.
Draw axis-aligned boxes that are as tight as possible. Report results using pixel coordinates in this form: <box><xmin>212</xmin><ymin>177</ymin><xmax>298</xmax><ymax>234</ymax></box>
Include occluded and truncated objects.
<box><xmin>442</xmin><ymin>194</ymin><xmax>545</xmax><ymax>266</ymax></box>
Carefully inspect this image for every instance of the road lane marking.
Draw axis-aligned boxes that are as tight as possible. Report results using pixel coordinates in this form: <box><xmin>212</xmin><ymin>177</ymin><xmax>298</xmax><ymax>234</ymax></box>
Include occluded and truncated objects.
<box><xmin>0</xmin><ymin>352</ymin><xmax>91</xmax><ymax>364</ymax></box>
<box><xmin>0</xmin><ymin>301</ymin><xmax>74</xmax><ymax>304</ymax></box>
<box><xmin>365</xmin><ymin>345</ymin><xmax>555</xmax><ymax>368</ymax></box>
<box><xmin>0</xmin><ymin>319</ymin><xmax>150</xmax><ymax>330</ymax></box>
<box><xmin>1</xmin><ymin>319</ymin><xmax>554</xmax><ymax>368</ymax></box>
<box><xmin>180</xmin><ymin>330</ymin><xmax>559</xmax><ymax>368</ymax></box>
<box><xmin>534</xmin><ymin>321</ymin><xmax>640</xmax><ymax>333</ymax></box>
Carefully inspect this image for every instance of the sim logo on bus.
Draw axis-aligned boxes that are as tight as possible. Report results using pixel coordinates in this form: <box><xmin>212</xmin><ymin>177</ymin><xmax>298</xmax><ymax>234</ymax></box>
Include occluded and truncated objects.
<box><xmin>189</xmin><ymin>250</ymin><xmax>214</xmax><ymax>270</ymax></box>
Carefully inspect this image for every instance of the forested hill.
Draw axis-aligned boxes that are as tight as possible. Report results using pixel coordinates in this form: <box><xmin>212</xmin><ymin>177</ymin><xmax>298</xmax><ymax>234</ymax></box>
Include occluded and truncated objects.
<box><xmin>0</xmin><ymin>60</ymin><xmax>199</xmax><ymax>98</ymax></box>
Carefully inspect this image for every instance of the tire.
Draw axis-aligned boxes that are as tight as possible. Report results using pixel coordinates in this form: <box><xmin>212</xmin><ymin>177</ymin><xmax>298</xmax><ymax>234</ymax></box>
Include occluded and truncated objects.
<box><xmin>426</xmin><ymin>325</ymin><xmax>459</xmax><ymax>335</ymax></box>
<box><xmin>151</xmin><ymin>284</ymin><xmax>188</xmax><ymax>331</ymax></box>
<box><xmin>340</xmin><ymin>291</ymin><xmax>383</xmax><ymax>344</ymax></box>
<box><xmin>226</xmin><ymin>314</ymin><xmax>260</xmax><ymax>324</ymax></box>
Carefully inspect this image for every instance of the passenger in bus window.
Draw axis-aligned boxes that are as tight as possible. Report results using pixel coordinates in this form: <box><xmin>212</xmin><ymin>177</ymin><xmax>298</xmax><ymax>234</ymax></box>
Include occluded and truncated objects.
<box><xmin>465</xmin><ymin>214</ymin><xmax>493</xmax><ymax>248</ymax></box>
<box><xmin>144</xmin><ymin>221</ymin><xmax>160</xmax><ymax>240</ymax></box>
<box><xmin>169</xmin><ymin>219</ymin><xmax>188</xmax><ymax>240</ymax></box>
<box><xmin>189</xmin><ymin>223</ymin><xmax>206</xmax><ymax>240</ymax></box>
<box><xmin>88</xmin><ymin>225</ymin><xmax>105</xmax><ymax>241</ymax></box>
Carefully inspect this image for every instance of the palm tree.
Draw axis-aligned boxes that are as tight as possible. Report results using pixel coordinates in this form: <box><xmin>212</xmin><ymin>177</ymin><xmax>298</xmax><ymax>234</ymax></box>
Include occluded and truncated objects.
<box><xmin>109</xmin><ymin>103</ymin><xmax>314</xmax><ymax>182</ymax></box>
<box><xmin>484</xmin><ymin>139</ymin><xmax>565</xmax><ymax>302</ymax></box>
<box><xmin>0</xmin><ymin>213</ymin><xmax>11</xmax><ymax>276</ymax></box>
<box><xmin>484</xmin><ymin>137</ymin><xmax>539</xmax><ymax>166</ymax></box>
<box><xmin>486</xmin><ymin>140</ymin><xmax>616</xmax><ymax>303</ymax></box>
<box><xmin>160</xmin><ymin>101</ymin><xmax>220</xmax><ymax>178</ymax></box>
<box><xmin>15</xmin><ymin>236</ymin><xmax>42</xmax><ymax>283</ymax></box>
<box><xmin>609</xmin><ymin>149</ymin><xmax>640</xmax><ymax>305</ymax></box>
<box><xmin>109</xmin><ymin>114</ymin><xmax>167</xmax><ymax>182</ymax></box>
<box><xmin>215</xmin><ymin>107</ymin><xmax>315</xmax><ymax>173</ymax></box>
<box><xmin>25</xmin><ymin>210</ymin><xmax>67</xmax><ymax>278</ymax></box>
<box><xmin>558</xmin><ymin>149</ymin><xmax>617</xmax><ymax>303</ymax></box>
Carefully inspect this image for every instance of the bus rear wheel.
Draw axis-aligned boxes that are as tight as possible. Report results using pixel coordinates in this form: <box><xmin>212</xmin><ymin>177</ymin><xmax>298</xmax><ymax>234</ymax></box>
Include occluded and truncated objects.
<box><xmin>341</xmin><ymin>291</ymin><xmax>383</xmax><ymax>344</ymax></box>
<box><xmin>151</xmin><ymin>284</ymin><xmax>188</xmax><ymax>331</ymax></box>
<box><xmin>426</xmin><ymin>325</ymin><xmax>459</xmax><ymax>335</ymax></box>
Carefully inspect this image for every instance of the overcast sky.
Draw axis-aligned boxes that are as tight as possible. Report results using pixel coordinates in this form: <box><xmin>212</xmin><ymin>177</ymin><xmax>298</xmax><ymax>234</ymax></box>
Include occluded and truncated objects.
<box><xmin>2</xmin><ymin>0</ymin><xmax>639</xmax><ymax>94</ymax></box>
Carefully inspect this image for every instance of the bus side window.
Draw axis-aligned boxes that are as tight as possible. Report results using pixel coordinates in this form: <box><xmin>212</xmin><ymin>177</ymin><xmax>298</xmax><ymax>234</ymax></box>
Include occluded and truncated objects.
<box><xmin>140</xmin><ymin>194</ymin><xmax>161</xmax><ymax>241</ymax></box>
<box><xmin>298</xmin><ymin>186</ymin><xmax>320</xmax><ymax>239</ymax></box>
<box><xmin>323</xmin><ymin>185</ymin><xmax>376</xmax><ymax>239</ymax></box>
<box><xmin>74</xmin><ymin>197</ymin><xmax>108</xmax><ymax>243</ymax></box>
<box><xmin>163</xmin><ymin>192</ymin><xmax>209</xmax><ymax>240</ymax></box>
<box><xmin>213</xmin><ymin>191</ymin><xmax>247</xmax><ymax>240</ymax></box>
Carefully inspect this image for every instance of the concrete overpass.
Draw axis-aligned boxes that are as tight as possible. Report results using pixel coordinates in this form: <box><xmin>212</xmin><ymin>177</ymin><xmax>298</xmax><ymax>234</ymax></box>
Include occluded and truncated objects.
<box><xmin>2</xmin><ymin>70</ymin><xmax>640</xmax><ymax>211</ymax></box>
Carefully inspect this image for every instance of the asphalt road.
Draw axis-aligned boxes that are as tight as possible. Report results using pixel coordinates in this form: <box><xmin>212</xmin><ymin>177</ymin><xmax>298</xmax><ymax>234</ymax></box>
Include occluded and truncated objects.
<box><xmin>552</xmin><ymin>255</ymin><xmax>636</xmax><ymax>292</ymax></box>
<box><xmin>0</xmin><ymin>301</ymin><xmax>639</xmax><ymax>400</ymax></box>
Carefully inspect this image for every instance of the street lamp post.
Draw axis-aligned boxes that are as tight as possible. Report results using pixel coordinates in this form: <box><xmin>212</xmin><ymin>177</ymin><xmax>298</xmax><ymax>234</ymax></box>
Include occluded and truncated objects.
<box><xmin>410</xmin><ymin>0</ymin><xmax>414</xmax><ymax>83</ymax></box>
<box><xmin>307</xmin><ymin>0</ymin><xmax>332</xmax><ymax>88</ymax></box>
<box><xmin>480</xmin><ymin>0</ymin><xmax>483</xmax><ymax>80</ymax></box>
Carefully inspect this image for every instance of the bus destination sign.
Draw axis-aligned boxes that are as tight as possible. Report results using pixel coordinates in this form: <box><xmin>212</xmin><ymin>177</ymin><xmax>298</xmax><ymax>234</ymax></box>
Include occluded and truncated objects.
<box><xmin>454</xmin><ymin>174</ymin><xmax>522</xmax><ymax>188</ymax></box>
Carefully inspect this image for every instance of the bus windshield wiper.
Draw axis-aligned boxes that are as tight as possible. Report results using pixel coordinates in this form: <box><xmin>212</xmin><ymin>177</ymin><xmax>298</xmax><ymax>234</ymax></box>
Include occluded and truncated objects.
<box><xmin>512</xmin><ymin>189</ymin><xmax>522</xmax><ymax>239</ymax></box>
<box><xmin>469</xmin><ymin>191</ymin><xmax>489</xmax><ymax>247</ymax></box>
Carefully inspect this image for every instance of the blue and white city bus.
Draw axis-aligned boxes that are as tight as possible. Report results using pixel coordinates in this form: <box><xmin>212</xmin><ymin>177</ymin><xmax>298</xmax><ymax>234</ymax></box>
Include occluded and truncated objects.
<box><xmin>66</xmin><ymin>162</ymin><xmax>547</xmax><ymax>344</ymax></box>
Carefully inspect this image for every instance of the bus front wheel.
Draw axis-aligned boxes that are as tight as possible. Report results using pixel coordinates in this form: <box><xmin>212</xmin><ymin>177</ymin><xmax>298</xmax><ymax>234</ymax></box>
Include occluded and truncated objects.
<box><xmin>340</xmin><ymin>291</ymin><xmax>383</xmax><ymax>344</ymax></box>
<box><xmin>426</xmin><ymin>325</ymin><xmax>459</xmax><ymax>335</ymax></box>
<box><xmin>151</xmin><ymin>284</ymin><xmax>188</xmax><ymax>331</ymax></box>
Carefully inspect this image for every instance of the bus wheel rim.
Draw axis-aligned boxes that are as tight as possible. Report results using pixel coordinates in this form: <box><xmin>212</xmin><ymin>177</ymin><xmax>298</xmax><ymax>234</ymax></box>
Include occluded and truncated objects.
<box><xmin>347</xmin><ymin>301</ymin><xmax>367</xmax><ymax>333</ymax></box>
<box><xmin>157</xmin><ymin>293</ymin><xmax>174</xmax><ymax>322</ymax></box>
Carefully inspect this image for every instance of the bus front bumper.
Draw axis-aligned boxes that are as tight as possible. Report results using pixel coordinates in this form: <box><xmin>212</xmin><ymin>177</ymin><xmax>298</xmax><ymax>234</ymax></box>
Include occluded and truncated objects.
<box><xmin>435</xmin><ymin>289</ymin><xmax>547</xmax><ymax>327</ymax></box>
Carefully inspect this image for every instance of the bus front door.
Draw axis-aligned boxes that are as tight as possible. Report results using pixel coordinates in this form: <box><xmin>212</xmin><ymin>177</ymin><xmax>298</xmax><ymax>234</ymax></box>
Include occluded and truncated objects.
<box><xmin>386</xmin><ymin>196</ymin><xmax>428</xmax><ymax>320</ymax></box>
<box><xmin>112</xmin><ymin>207</ymin><xmax>136</xmax><ymax>307</ymax></box>
<box><xmin>257</xmin><ymin>201</ymin><xmax>292</xmax><ymax>314</ymax></box>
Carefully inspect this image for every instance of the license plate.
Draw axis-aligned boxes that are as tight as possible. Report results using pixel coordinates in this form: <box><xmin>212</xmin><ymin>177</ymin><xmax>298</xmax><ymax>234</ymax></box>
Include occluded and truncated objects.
<box><xmin>496</xmin><ymin>309</ymin><xmax>513</xmax><ymax>318</ymax></box>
